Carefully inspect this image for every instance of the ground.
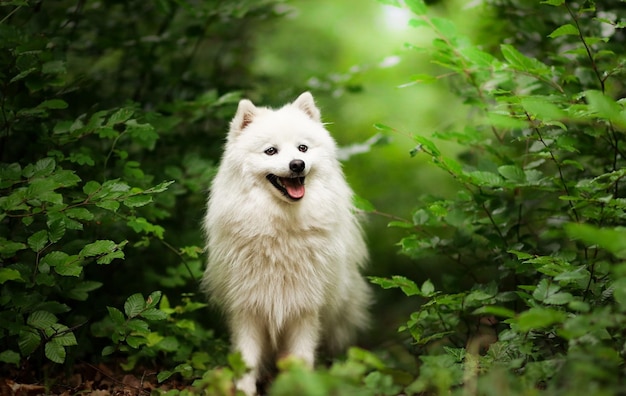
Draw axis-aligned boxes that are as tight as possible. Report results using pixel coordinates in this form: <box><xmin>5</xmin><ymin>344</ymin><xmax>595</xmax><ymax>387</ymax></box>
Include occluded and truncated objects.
<box><xmin>1</xmin><ymin>362</ymin><xmax>191</xmax><ymax>396</ymax></box>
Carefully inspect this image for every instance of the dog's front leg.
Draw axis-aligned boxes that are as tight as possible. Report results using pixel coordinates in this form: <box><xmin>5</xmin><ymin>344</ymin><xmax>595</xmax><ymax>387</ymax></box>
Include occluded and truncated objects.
<box><xmin>282</xmin><ymin>311</ymin><xmax>320</xmax><ymax>367</ymax></box>
<box><xmin>231</xmin><ymin>312</ymin><xmax>264</xmax><ymax>396</ymax></box>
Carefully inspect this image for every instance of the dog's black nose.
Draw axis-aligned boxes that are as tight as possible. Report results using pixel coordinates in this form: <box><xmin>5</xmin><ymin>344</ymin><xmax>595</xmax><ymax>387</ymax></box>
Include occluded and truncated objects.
<box><xmin>289</xmin><ymin>159</ymin><xmax>305</xmax><ymax>173</ymax></box>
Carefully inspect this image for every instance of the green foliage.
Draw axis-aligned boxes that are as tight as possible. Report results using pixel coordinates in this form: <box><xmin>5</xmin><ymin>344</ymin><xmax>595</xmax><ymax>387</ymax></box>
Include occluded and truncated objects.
<box><xmin>370</xmin><ymin>0</ymin><xmax>626</xmax><ymax>394</ymax></box>
<box><xmin>0</xmin><ymin>0</ymin><xmax>281</xmax><ymax>378</ymax></box>
<box><xmin>91</xmin><ymin>292</ymin><xmax>226</xmax><ymax>376</ymax></box>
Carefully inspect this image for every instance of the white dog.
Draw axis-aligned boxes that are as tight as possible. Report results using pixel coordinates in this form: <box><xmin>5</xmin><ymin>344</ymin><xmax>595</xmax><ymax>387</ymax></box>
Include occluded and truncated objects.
<box><xmin>202</xmin><ymin>92</ymin><xmax>371</xmax><ymax>395</ymax></box>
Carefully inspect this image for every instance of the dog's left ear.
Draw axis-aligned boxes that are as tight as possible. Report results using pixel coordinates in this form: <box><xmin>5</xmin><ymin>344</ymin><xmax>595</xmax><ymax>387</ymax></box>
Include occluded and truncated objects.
<box><xmin>293</xmin><ymin>92</ymin><xmax>321</xmax><ymax>122</ymax></box>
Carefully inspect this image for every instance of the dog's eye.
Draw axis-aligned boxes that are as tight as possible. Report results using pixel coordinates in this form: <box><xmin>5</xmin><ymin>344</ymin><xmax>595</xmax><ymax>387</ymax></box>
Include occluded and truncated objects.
<box><xmin>264</xmin><ymin>147</ymin><xmax>277</xmax><ymax>156</ymax></box>
<box><xmin>298</xmin><ymin>145</ymin><xmax>308</xmax><ymax>153</ymax></box>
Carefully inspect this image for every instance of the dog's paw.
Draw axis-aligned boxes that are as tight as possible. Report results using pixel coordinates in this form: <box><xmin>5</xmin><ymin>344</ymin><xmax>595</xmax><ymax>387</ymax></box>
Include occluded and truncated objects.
<box><xmin>236</xmin><ymin>373</ymin><xmax>257</xmax><ymax>396</ymax></box>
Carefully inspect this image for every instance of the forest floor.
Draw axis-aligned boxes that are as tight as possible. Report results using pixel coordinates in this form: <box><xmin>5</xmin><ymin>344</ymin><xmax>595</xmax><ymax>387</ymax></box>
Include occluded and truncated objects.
<box><xmin>1</xmin><ymin>362</ymin><xmax>191</xmax><ymax>396</ymax></box>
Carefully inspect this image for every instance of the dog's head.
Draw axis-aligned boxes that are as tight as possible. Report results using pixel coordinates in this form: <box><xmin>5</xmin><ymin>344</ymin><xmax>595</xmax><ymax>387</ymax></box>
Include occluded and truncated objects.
<box><xmin>224</xmin><ymin>92</ymin><xmax>338</xmax><ymax>203</ymax></box>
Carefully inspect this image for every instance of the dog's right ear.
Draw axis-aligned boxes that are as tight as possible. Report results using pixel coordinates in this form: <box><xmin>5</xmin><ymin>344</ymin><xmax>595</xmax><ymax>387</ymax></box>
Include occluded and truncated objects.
<box><xmin>230</xmin><ymin>99</ymin><xmax>257</xmax><ymax>134</ymax></box>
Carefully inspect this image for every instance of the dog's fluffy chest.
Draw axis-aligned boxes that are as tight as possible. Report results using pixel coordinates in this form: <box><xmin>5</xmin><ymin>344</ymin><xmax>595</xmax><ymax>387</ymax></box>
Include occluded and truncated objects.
<box><xmin>207</xmin><ymin>224</ymin><xmax>338</xmax><ymax>316</ymax></box>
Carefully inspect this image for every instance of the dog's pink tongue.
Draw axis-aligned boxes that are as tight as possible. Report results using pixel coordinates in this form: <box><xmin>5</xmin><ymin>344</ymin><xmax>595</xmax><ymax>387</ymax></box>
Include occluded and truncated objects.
<box><xmin>282</xmin><ymin>178</ymin><xmax>305</xmax><ymax>199</ymax></box>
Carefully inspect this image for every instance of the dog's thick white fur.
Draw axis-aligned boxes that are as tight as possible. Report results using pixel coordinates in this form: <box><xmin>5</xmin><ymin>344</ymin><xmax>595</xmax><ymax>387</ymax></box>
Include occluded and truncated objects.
<box><xmin>202</xmin><ymin>92</ymin><xmax>371</xmax><ymax>395</ymax></box>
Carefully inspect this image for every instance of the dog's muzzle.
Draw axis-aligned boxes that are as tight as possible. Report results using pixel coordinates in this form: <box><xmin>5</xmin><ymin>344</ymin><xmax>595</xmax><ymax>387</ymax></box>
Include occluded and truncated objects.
<box><xmin>267</xmin><ymin>160</ymin><xmax>306</xmax><ymax>201</ymax></box>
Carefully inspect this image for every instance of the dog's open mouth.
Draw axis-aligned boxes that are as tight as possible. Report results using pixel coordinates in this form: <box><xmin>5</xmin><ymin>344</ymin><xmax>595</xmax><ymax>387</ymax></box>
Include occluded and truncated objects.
<box><xmin>266</xmin><ymin>174</ymin><xmax>305</xmax><ymax>200</ymax></box>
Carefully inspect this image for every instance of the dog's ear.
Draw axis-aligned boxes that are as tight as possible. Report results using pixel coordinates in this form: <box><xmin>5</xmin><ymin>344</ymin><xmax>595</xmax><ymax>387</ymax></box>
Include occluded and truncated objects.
<box><xmin>293</xmin><ymin>92</ymin><xmax>321</xmax><ymax>122</ymax></box>
<box><xmin>231</xmin><ymin>99</ymin><xmax>257</xmax><ymax>134</ymax></box>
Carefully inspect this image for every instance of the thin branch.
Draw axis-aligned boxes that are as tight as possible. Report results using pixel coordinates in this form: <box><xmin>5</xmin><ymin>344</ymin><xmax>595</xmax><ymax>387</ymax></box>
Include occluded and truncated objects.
<box><xmin>525</xmin><ymin>112</ymin><xmax>580</xmax><ymax>223</ymax></box>
<box><xmin>564</xmin><ymin>3</ymin><xmax>605</xmax><ymax>93</ymax></box>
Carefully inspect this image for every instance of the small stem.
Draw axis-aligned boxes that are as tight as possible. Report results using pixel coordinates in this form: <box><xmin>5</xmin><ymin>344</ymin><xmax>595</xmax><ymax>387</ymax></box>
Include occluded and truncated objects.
<box><xmin>481</xmin><ymin>200</ymin><xmax>508</xmax><ymax>247</ymax></box>
<box><xmin>565</xmin><ymin>3</ymin><xmax>605</xmax><ymax>92</ymax></box>
<box><xmin>159</xmin><ymin>239</ymin><xmax>199</xmax><ymax>285</ymax></box>
<box><xmin>0</xmin><ymin>5</ymin><xmax>22</xmax><ymax>24</ymax></box>
<box><xmin>525</xmin><ymin>112</ymin><xmax>580</xmax><ymax>223</ymax></box>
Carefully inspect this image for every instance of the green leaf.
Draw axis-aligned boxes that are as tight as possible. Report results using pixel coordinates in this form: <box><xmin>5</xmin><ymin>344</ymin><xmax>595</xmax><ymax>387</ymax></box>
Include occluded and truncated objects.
<box><xmin>96</xmin><ymin>249</ymin><xmax>125</xmax><ymax>264</ymax></box>
<box><xmin>487</xmin><ymin>112</ymin><xmax>528</xmax><ymax>129</ymax></box>
<box><xmin>28</xmin><ymin>230</ymin><xmax>49</xmax><ymax>252</ymax></box>
<box><xmin>0</xmin><ymin>238</ymin><xmax>27</xmax><ymax>257</ymax></box>
<box><xmin>459</xmin><ymin>47</ymin><xmax>497</xmax><ymax>67</ymax></box>
<box><xmin>377</xmin><ymin>0</ymin><xmax>401</xmax><ymax>6</ymax></box>
<box><xmin>37</xmin><ymin>99</ymin><xmax>68</xmax><ymax>110</ymax></box>
<box><xmin>533</xmin><ymin>278</ymin><xmax>561</xmax><ymax>302</ymax></box>
<box><xmin>501</xmin><ymin>44</ymin><xmax>549</xmax><ymax>72</ymax></box>
<box><xmin>68</xmin><ymin>152</ymin><xmax>95</xmax><ymax>166</ymax></box>
<box><xmin>52</xmin><ymin>254</ymin><xmax>82</xmax><ymax>277</ymax></box>
<box><xmin>565</xmin><ymin>224</ymin><xmax>626</xmax><ymax>258</ymax></box>
<box><xmin>23</xmin><ymin>158</ymin><xmax>55</xmax><ymax>178</ymax></box>
<box><xmin>369</xmin><ymin>276</ymin><xmax>424</xmax><ymax>297</ymax></box>
<box><xmin>0</xmin><ymin>350</ymin><xmax>21</xmax><ymax>365</ymax></box>
<box><xmin>548</xmin><ymin>24</ymin><xmax>579</xmax><ymax>38</ymax></box>
<box><xmin>421</xmin><ymin>279</ymin><xmax>435</xmax><ymax>297</ymax></box>
<box><xmin>364</xmin><ymin>371</ymin><xmax>402</xmax><ymax>396</ymax></box>
<box><xmin>226</xmin><ymin>352</ymin><xmax>248</xmax><ymax>378</ymax></box>
<box><xmin>0</xmin><ymin>268</ymin><xmax>23</xmax><ymax>284</ymax></box>
<box><xmin>126</xmin><ymin>335</ymin><xmax>148</xmax><ymax>348</ymax></box>
<box><xmin>544</xmin><ymin>292</ymin><xmax>574</xmax><ymax>305</ymax></box>
<box><xmin>516</xmin><ymin>307</ymin><xmax>566</xmax><ymax>332</ymax></box>
<box><xmin>80</xmin><ymin>240</ymin><xmax>118</xmax><ymax>257</ymax></box>
<box><xmin>41</xmin><ymin>60</ymin><xmax>66</xmax><ymax>75</ymax></box>
<box><xmin>67</xmin><ymin>281</ymin><xmax>103</xmax><ymax>301</ymax></box>
<box><xmin>108</xmin><ymin>108</ymin><xmax>134</xmax><ymax>125</ymax></box>
<box><xmin>498</xmin><ymin>165</ymin><xmax>526</xmax><ymax>183</ymax></box>
<box><xmin>127</xmin><ymin>217</ymin><xmax>164</xmax><ymax>239</ymax></box>
<box><xmin>413</xmin><ymin>135</ymin><xmax>440</xmax><ymax>156</ymax></box>
<box><xmin>0</xmin><ymin>163</ymin><xmax>22</xmax><ymax>188</ymax></box>
<box><xmin>146</xmin><ymin>291</ymin><xmax>162</xmax><ymax>308</ymax></box>
<box><xmin>83</xmin><ymin>180</ymin><xmax>101</xmax><ymax>196</ymax></box>
<box><xmin>47</xmin><ymin>218</ymin><xmax>66</xmax><ymax>243</ymax></box>
<box><xmin>95</xmin><ymin>200</ymin><xmax>120</xmax><ymax>212</ymax></box>
<box><xmin>353</xmin><ymin>195</ymin><xmax>376</xmax><ymax>212</ymax></box>
<box><xmin>521</xmin><ymin>97</ymin><xmax>567</xmax><ymax>121</ymax></box>
<box><xmin>123</xmin><ymin>194</ymin><xmax>153</xmax><ymax>208</ymax></box>
<box><xmin>612</xmin><ymin>278</ymin><xmax>626</xmax><ymax>310</ymax></box>
<box><xmin>107</xmin><ymin>307</ymin><xmax>125</xmax><ymax>326</ymax></box>
<box><xmin>140</xmin><ymin>308</ymin><xmax>168</xmax><ymax>321</ymax></box>
<box><xmin>405</xmin><ymin>0</ymin><xmax>427</xmax><ymax>15</ymax></box>
<box><xmin>408</xmin><ymin>18</ymin><xmax>429</xmax><ymax>30</ymax></box>
<box><xmin>469</xmin><ymin>171</ymin><xmax>504</xmax><ymax>187</ymax></box>
<box><xmin>127</xmin><ymin>318</ymin><xmax>150</xmax><ymax>334</ymax></box>
<box><xmin>43</xmin><ymin>253</ymin><xmax>69</xmax><ymax>275</ymax></box>
<box><xmin>473</xmin><ymin>305</ymin><xmax>516</xmax><ymax>318</ymax></box>
<box><xmin>45</xmin><ymin>340</ymin><xmax>66</xmax><ymax>363</ymax></box>
<box><xmin>143</xmin><ymin>180</ymin><xmax>175</xmax><ymax>194</ymax></box>
<box><xmin>554</xmin><ymin>267</ymin><xmax>590</xmax><ymax>283</ymax></box>
<box><xmin>18</xmin><ymin>329</ymin><xmax>41</xmax><ymax>356</ymax></box>
<box><xmin>65</xmin><ymin>208</ymin><xmax>94</xmax><ymax>221</ymax></box>
<box><xmin>51</xmin><ymin>170</ymin><xmax>81</xmax><ymax>188</ymax></box>
<box><xmin>585</xmin><ymin>90</ymin><xmax>626</xmax><ymax>128</ymax></box>
<box><xmin>102</xmin><ymin>346</ymin><xmax>116</xmax><ymax>356</ymax></box>
<box><xmin>124</xmin><ymin>293</ymin><xmax>146</xmax><ymax>318</ymax></box>
<box><xmin>430</xmin><ymin>17</ymin><xmax>457</xmax><ymax>38</ymax></box>
<box><xmin>157</xmin><ymin>370</ymin><xmax>174</xmax><ymax>383</ymax></box>
<box><xmin>49</xmin><ymin>324</ymin><xmax>78</xmax><ymax>346</ymax></box>
<box><xmin>126</xmin><ymin>120</ymin><xmax>158</xmax><ymax>150</ymax></box>
<box><xmin>27</xmin><ymin>311</ymin><xmax>57</xmax><ymax>330</ymax></box>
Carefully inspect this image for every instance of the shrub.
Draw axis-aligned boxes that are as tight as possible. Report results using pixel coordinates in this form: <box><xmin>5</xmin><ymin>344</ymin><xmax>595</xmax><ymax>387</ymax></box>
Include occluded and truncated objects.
<box><xmin>0</xmin><ymin>0</ymin><xmax>281</xmax><ymax>381</ymax></box>
<box><xmin>370</xmin><ymin>0</ymin><xmax>626</xmax><ymax>394</ymax></box>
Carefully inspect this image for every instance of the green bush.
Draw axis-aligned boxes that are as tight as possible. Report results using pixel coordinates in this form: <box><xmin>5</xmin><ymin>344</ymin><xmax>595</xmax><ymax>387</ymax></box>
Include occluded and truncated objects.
<box><xmin>369</xmin><ymin>0</ymin><xmax>626</xmax><ymax>394</ymax></box>
<box><xmin>0</xmin><ymin>0</ymin><xmax>281</xmax><ymax>381</ymax></box>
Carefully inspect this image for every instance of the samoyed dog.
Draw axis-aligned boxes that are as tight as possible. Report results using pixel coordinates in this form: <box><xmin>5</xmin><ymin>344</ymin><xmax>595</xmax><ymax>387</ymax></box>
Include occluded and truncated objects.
<box><xmin>202</xmin><ymin>92</ymin><xmax>371</xmax><ymax>395</ymax></box>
